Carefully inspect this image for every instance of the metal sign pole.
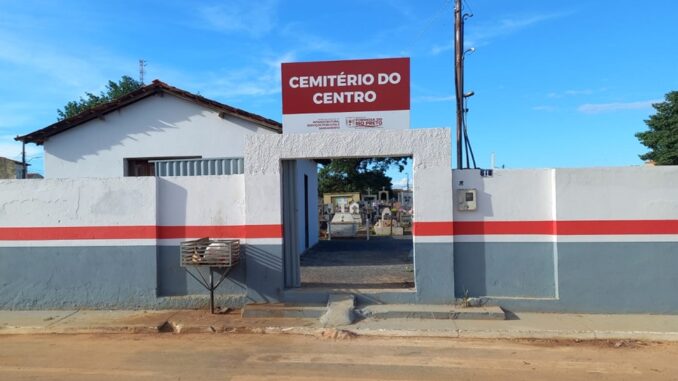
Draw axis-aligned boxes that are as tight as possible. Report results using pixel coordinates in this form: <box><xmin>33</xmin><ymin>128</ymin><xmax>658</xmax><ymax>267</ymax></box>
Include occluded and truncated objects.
<box><xmin>209</xmin><ymin>268</ymin><xmax>215</xmax><ymax>314</ymax></box>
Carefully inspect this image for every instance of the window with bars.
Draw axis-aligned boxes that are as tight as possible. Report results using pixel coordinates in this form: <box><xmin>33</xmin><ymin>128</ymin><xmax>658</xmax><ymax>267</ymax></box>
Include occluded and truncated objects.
<box><xmin>149</xmin><ymin>157</ymin><xmax>244</xmax><ymax>176</ymax></box>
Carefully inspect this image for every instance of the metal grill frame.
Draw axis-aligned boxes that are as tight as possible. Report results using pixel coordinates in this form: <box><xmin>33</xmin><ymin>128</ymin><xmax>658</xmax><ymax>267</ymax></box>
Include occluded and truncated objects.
<box><xmin>180</xmin><ymin>238</ymin><xmax>240</xmax><ymax>268</ymax></box>
<box><xmin>179</xmin><ymin>238</ymin><xmax>241</xmax><ymax>314</ymax></box>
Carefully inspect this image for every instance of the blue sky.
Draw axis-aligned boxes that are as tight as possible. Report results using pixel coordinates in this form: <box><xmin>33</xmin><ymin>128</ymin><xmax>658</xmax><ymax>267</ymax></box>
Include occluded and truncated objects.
<box><xmin>1</xmin><ymin>0</ymin><xmax>677</xmax><ymax>180</ymax></box>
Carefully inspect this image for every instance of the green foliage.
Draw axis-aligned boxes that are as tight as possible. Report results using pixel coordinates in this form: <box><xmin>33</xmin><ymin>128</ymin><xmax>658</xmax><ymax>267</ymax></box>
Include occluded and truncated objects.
<box><xmin>318</xmin><ymin>157</ymin><xmax>408</xmax><ymax>195</ymax></box>
<box><xmin>636</xmin><ymin>91</ymin><xmax>678</xmax><ymax>165</ymax></box>
<box><xmin>57</xmin><ymin>76</ymin><xmax>143</xmax><ymax>121</ymax></box>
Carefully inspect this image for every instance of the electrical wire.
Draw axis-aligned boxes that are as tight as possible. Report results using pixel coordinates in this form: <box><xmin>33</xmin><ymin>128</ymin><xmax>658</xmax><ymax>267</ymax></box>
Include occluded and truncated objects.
<box><xmin>407</xmin><ymin>0</ymin><xmax>453</xmax><ymax>52</ymax></box>
<box><xmin>462</xmin><ymin>0</ymin><xmax>474</xmax><ymax>16</ymax></box>
<box><xmin>462</xmin><ymin>97</ymin><xmax>477</xmax><ymax>169</ymax></box>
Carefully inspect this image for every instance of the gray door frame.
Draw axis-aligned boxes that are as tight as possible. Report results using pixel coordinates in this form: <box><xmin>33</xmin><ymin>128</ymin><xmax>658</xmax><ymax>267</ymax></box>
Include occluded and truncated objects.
<box><xmin>281</xmin><ymin>160</ymin><xmax>301</xmax><ymax>288</ymax></box>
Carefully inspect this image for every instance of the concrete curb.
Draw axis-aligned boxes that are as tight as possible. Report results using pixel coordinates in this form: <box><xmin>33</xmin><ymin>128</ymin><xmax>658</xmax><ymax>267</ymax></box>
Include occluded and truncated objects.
<box><xmin>3</xmin><ymin>310</ymin><xmax>678</xmax><ymax>343</ymax></box>
<box><xmin>3</xmin><ymin>323</ymin><xmax>678</xmax><ymax>343</ymax></box>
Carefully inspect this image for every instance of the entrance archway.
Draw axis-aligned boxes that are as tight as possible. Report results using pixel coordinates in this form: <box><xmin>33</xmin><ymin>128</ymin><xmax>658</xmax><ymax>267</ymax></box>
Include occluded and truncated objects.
<box><xmin>243</xmin><ymin>128</ymin><xmax>455</xmax><ymax>304</ymax></box>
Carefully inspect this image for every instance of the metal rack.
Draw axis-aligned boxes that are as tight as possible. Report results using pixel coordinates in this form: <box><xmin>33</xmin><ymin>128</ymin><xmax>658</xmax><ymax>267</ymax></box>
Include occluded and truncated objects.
<box><xmin>180</xmin><ymin>238</ymin><xmax>240</xmax><ymax>313</ymax></box>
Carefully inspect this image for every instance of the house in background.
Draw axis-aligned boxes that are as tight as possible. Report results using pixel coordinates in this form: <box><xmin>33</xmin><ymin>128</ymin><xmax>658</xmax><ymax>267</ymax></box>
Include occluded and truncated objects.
<box><xmin>15</xmin><ymin>80</ymin><xmax>283</xmax><ymax>178</ymax></box>
<box><xmin>0</xmin><ymin>157</ymin><xmax>28</xmax><ymax>179</ymax></box>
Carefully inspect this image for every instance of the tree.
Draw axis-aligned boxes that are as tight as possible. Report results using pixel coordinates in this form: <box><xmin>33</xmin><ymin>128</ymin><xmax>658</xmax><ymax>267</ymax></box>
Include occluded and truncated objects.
<box><xmin>57</xmin><ymin>76</ymin><xmax>143</xmax><ymax>120</ymax></box>
<box><xmin>636</xmin><ymin>91</ymin><xmax>678</xmax><ymax>165</ymax></box>
<box><xmin>318</xmin><ymin>157</ymin><xmax>408</xmax><ymax>195</ymax></box>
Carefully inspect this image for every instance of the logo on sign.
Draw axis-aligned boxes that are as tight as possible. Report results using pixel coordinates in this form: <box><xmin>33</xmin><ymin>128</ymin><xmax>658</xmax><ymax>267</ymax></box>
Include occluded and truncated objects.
<box><xmin>346</xmin><ymin>117</ymin><xmax>383</xmax><ymax>128</ymax></box>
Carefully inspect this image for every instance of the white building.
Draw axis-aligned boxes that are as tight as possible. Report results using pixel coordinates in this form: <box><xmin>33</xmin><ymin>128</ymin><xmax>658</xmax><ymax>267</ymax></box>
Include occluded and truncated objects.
<box><xmin>16</xmin><ymin>80</ymin><xmax>282</xmax><ymax>178</ymax></box>
<box><xmin>15</xmin><ymin>79</ymin><xmax>319</xmax><ymax>261</ymax></box>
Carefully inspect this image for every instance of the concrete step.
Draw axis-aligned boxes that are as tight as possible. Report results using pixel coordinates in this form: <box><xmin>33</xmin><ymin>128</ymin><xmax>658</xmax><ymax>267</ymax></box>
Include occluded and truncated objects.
<box><xmin>358</xmin><ymin>304</ymin><xmax>506</xmax><ymax>320</ymax></box>
<box><xmin>241</xmin><ymin>303</ymin><xmax>326</xmax><ymax>319</ymax></box>
<box><xmin>282</xmin><ymin>288</ymin><xmax>416</xmax><ymax>305</ymax></box>
<box><xmin>320</xmin><ymin>294</ymin><xmax>356</xmax><ymax>327</ymax></box>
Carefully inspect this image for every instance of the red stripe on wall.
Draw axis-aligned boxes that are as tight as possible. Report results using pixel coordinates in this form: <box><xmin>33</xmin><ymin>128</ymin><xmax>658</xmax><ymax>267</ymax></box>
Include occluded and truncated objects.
<box><xmin>0</xmin><ymin>226</ymin><xmax>157</xmax><ymax>240</ymax></box>
<box><xmin>556</xmin><ymin>220</ymin><xmax>678</xmax><ymax>235</ymax></box>
<box><xmin>453</xmin><ymin>221</ymin><xmax>557</xmax><ymax>235</ymax></box>
<box><xmin>413</xmin><ymin>220</ymin><xmax>678</xmax><ymax>236</ymax></box>
<box><xmin>412</xmin><ymin>222</ymin><xmax>454</xmax><ymax>236</ymax></box>
<box><xmin>156</xmin><ymin>225</ymin><xmax>282</xmax><ymax>239</ymax></box>
<box><xmin>1</xmin><ymin>221</ymin><xmax>677</xmax><ymax>241</ymax></box>
<box><xmin>0</xmin><ymin>225</ymin><xmax>283</xmax><ymax>241</ymax></box>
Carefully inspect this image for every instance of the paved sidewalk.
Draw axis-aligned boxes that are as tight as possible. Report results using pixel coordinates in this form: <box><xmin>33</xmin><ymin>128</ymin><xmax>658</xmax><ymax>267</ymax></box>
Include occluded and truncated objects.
<box><xmin>1</xmin><ymin>309</ymin><xmax>678</xmax><ymax>342</ymax></box>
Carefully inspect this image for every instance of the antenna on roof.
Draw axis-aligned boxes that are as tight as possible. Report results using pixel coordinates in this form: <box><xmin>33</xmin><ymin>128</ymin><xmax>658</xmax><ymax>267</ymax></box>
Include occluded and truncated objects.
<box><xmin>139</xmin><ymin>59</ymin><xmax>147</xmax><ymax>85</ymax></box>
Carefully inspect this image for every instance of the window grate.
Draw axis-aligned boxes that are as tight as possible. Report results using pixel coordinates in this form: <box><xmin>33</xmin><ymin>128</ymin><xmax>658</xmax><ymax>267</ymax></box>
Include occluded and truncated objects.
<box><xmin>150</xmin><ymin>157</ymin><xmax>244</xmax><ymax>176</ymax></box>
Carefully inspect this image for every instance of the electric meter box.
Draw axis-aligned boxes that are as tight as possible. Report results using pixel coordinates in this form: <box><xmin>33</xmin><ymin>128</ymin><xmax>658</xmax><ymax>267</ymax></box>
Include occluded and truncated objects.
<box><xmin>457</xmin><ymin>189</ymin><xmax>477</xmax><ymax>211</ymax></box>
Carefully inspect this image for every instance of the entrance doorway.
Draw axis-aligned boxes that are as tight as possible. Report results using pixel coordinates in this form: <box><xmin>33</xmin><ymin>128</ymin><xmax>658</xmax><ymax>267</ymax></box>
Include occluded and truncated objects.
<box><xmin>282</xmin><ymin>156</ymin><xmax>414</xmax><ymax>290</ymax></box>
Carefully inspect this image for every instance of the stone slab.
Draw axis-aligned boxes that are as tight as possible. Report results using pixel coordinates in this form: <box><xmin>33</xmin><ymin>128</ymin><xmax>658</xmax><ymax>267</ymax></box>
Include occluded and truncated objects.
<box><xmin>0</xmin><ymin>310</ymin><xmax>78</xmax><ymax>333</ymax></box>
<box><xmin>320</xmin><ymin>294</ymin><xmax>355</xmax><ymax>327</ymax></box>
<box><xmin>359</xmin><ymin>304</ymin><xmax>506</xmax><ymax>320</ymax></box>
<box><xmin>241</xmin><ymin>303</ymin><xmax>326</xmax><ymax>319</ymax></box>
<box><xmin>48</xmin><ymin>310</ymin><xmax>175</xmax><ymax>333</ymax></box>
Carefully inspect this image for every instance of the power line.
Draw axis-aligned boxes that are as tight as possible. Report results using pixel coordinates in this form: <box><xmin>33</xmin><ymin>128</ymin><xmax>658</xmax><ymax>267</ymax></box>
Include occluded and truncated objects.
<box><xmin>462</xmin><ymin>0</ymin><xmax>474</xmax><ymax>17</ymax></box>
<box><xmin>407</xmin><ymin>0</ymin><xmax>453</xmax><ymax>51</ymax></box>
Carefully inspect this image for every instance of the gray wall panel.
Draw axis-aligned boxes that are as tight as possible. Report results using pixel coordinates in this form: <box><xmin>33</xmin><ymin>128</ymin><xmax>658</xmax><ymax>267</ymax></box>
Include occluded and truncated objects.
<box><xmin>0</xmin><ymin>246</ymin><xmax>157</xmax><ymax>309</ymax></box>
<box><xmin>245</xmin><ymin>244</ymin><xmax>284</xmax><ymax>303</ymax></box>
<box><xmin>414</xmin><ymin>242</ymin><xmax>455</xmax><ymax>303</ymax></box>
<box><xmin>454</xmin><ymin>242</ymin><xmax>556</xmax><ymax>298</ymax></box>
<box><xmin>556</xmin><ymin>242</ymin><xmax>678</xmax><ymax>313</ymax></box>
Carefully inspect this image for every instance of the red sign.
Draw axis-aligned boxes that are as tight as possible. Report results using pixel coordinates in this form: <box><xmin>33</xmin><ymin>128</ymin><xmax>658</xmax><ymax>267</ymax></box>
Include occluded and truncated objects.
<box><xmin>282</xmin><ymin>58</ymin><xmax>410</xmax><ymax>115</ymax></box>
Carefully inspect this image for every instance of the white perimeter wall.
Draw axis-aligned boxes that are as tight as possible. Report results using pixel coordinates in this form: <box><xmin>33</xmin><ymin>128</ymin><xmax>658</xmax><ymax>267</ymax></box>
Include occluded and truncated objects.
<box><xmin>44</xmin><ymin>94</ymin><xmax>277</xmax><ymax>178</ymax></box>
<box><xmin>1</xmin><ymin>175</ymin><xmax>247</xmax><ymax>244</ymax></box>
<box><xmin>157</xmin><ymin>175</ymin><xmax>246</xmax><ymax>228</ymax></box>
<box><xmin>453</xmin><ymin>168</ymin><xmax>554</xmax><ymax>222</ymax></box>
<box><xmin>453</xmin><ymin>166</ymin><xmax>678</xmax><ymax>224</ymax></box>
<box><xmin>4</xmin><ymin>166</ymin><xmax>676</xmax><ymax>244</ymax></box>
<box><xmin>0</xmin><ymin>177</ymin><xmax>156</xmax><ymax>228</ymax></box>
<box><xmin>555</xmin><ymin>166</ymin><xmax>678</xmax><ymax>220</ymax></box>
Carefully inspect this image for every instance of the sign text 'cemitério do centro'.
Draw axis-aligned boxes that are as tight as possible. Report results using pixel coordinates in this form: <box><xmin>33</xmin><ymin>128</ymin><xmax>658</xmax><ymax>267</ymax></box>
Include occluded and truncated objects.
<box><xmin>281</xmin><ymin>57</ymin><xmax>410</xmax><ymax>133</ymax></box>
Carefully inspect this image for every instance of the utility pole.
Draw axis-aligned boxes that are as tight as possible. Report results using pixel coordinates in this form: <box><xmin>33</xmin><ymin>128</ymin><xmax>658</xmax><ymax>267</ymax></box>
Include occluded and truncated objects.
<box><xmin>454</xmin><ymin>0</ymin><xmax>464</xmax><ymax>169</ymax></box>
<box><xmin>21</xmin><ymin>141</ymin><xmax>27</xmax><ymax>179</ymax></box>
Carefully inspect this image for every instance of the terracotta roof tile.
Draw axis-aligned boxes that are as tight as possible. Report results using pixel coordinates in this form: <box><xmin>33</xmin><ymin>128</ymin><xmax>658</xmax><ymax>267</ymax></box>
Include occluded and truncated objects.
<box><xmin>16</xmin><ymin>79</ymin><xmax>282</xmax><ymax>145</ymax></box>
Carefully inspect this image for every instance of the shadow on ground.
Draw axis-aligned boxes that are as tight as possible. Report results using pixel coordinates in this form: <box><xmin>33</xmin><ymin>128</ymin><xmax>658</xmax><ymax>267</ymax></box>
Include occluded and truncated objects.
<box><xmin>300</xmin><ymin>236</ymin><xmax>414</xmax><ymax>288</ymax></box>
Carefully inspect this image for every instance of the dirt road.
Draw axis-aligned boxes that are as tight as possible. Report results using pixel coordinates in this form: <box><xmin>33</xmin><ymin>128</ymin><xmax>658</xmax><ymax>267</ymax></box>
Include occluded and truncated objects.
<box><xmin>1</xmin><ymin>333</ymin><xmax>677</xmax><ymax>380</ymax></box>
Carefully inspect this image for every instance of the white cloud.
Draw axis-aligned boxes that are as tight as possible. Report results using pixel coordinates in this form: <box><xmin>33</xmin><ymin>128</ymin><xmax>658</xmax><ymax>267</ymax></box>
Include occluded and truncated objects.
<box><xmin>392</xmin><ymin>177</ymin><xmax>409</xmax><ymax>189</ymax></box>
<box><xmin>0</xmin><ymin>135</ymin><xmax>42</xmax><ymax>161</ymax></box>
<box><xmin>431</xmin><ymin>11</ymin><xmax>573</xmax><ymax>55</ymax></box>
<box><xmin>0</xmin><ymin>31</ymin><xmax>123</xmax><ymax>91</ymax></box>
<box><xmin>196</xmin><ymin>51</ymin><xmax>296</xmax><ymax>100</ymax></box>
<box><xmin>431</xmin><ymin>43</ymin><xmax>453</xmax><ymax>55</ymax></box>
<box><xmin>548</xmin><ymin>88</ymin><xmax>599</xmax><ymax>98</ymax></box>
<box><xmin>577</xmin><ymin>100</ymin><xmax>660</xmax><ymax>114</ymax></box>
<box><xmin>196</xmin><ymin>0</ymin><xmax>279</xmax><ymax>38</ymax></box>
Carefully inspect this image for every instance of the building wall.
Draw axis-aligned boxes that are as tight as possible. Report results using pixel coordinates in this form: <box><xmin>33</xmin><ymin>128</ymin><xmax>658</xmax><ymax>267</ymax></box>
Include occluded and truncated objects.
<box><xmin>0</xmin><ymin>157</ymin><xmax>21</xmax><ymax>179</ymax></box>
<box><xmin>0</xmin><ymin>177</ymin><xmax>159</xmax><ymax>308</ymax></box>
<box><xmin>43</xmin><ymin>93</ymin><xmax>277</xmax><ymax>178</ymax></box>
<box><xmin>452</xmin><ymin>166</ymin><xmax>678</xmax><ymax>313</ymax></box>
<box><xmin>2</xmin><ymin>129</ymin><xmax>678</xmax><ymax>313</ymax></box>
<box><xmin>0</xmin><ymin>175</ymin><xmax>252</xmax><ymax>309</ymax></box>
<box><xmin>155</xmin><ymin>176</ymin><xmax>248</xmax><ymax>300</ymax></box>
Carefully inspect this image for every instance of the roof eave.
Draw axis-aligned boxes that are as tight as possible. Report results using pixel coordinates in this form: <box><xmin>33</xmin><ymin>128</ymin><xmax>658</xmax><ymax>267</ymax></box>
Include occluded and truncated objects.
<box><xmin>16</xmin><ymin>81</ymin><xmax>282</xmax><ymax>144</ymax></box>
